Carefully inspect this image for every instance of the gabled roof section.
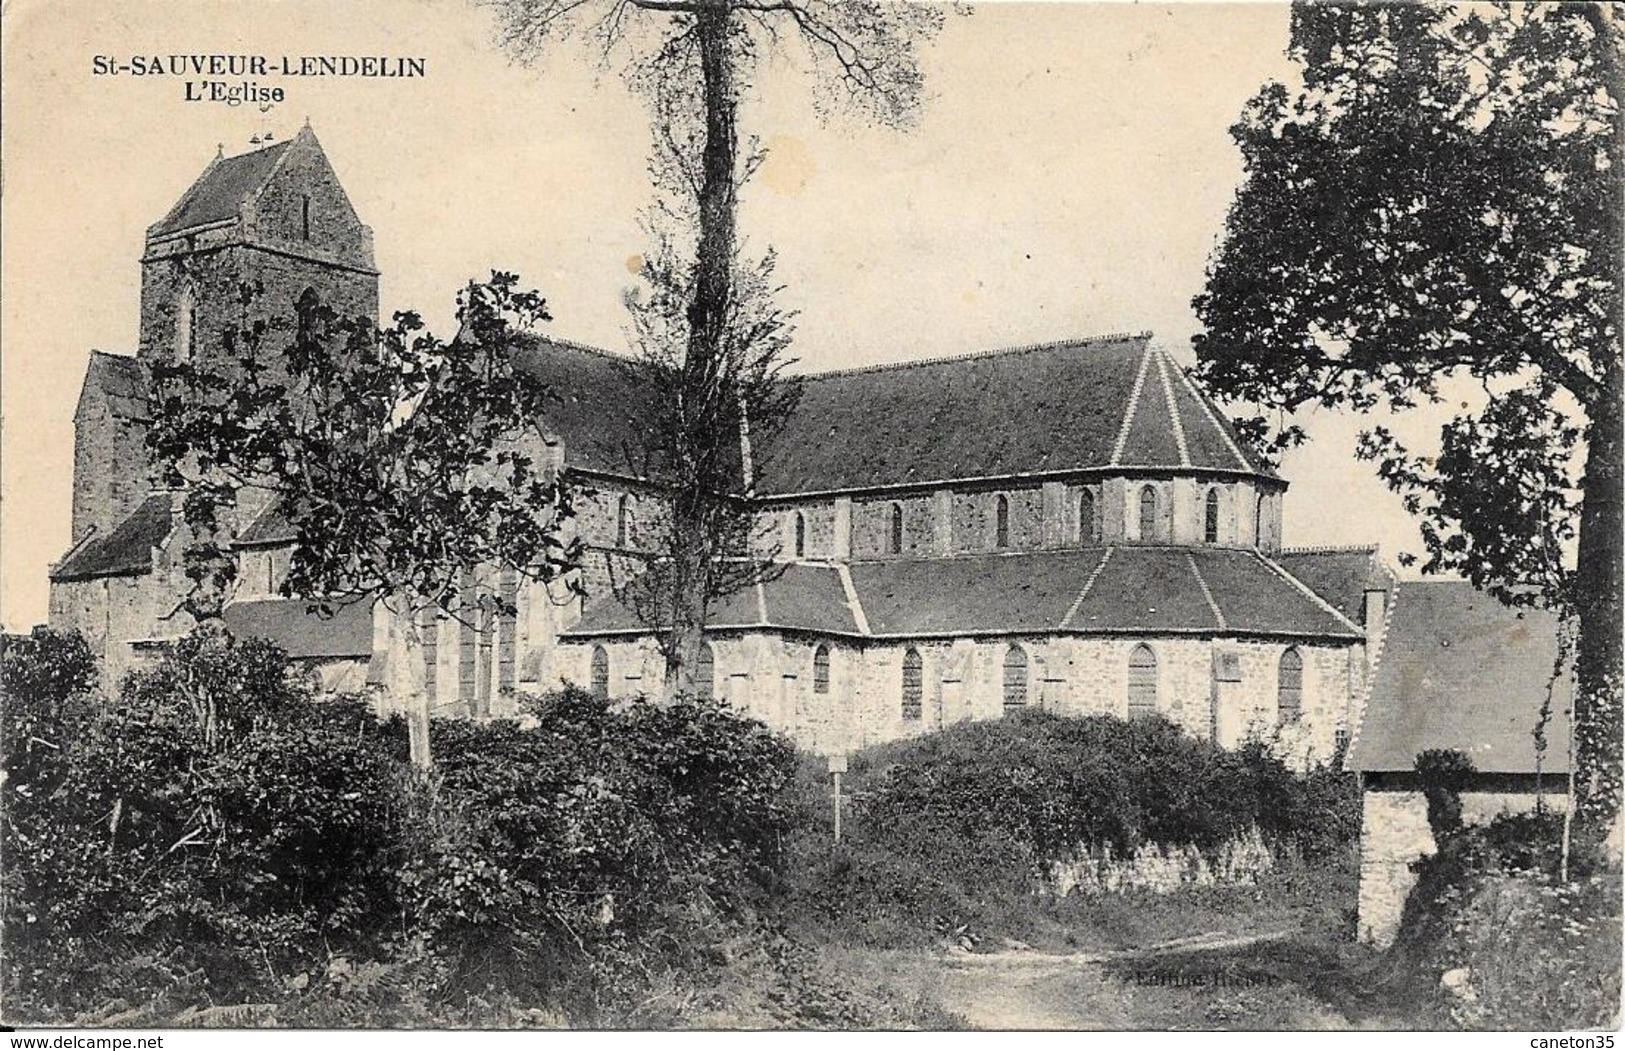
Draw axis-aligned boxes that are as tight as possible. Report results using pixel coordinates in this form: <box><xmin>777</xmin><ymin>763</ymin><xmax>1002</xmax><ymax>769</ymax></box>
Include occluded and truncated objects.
<box><xmin>150</xmin><ymin>140</ymin><xmax>292</xmax><ymax>238</ymax></box>
<box><xmin>76</xmin><ymin>351</ymin><xmax>150</xmax><ymax>422</ymax></box>
<box><xmin>1275</xmin><ymin>547</ymin><xmax>1396</xmax><ymax>626</ymax></box>
<box><xmin>236</xmin><ymin>503</ymin><xmax>295</xmax><ymax>546</ymax></box>
<box><xmin>564</xmin><ymin>546</ymin><xmax>1361</xmax><ymax>641</ymax></box>
<box><xmin>222</xmin><ymin>597</ymin><xmax>374</xmax><ymax>660</ymax></box>
<box><xmin>507</xmin><ymin>335</ymin><xmax>672</xmax><ymax>482</ymax></box>
<box><xmin>565</xmin><ymin>563</ymin><xmax>859</xmax><ymax>637</ymax></box>
<box><xmin>1348</xmin><ymin>581</ymin><xmax>1571</xmax><ymax>775</ymax></box>
<box><xmin>755</xmin><ymin>338</ymin><xmax>1276</xmax><ymax>495</ymax></box>
<box><xmin>50</xmin><ymin>493</ymin><xmax>172</xmax><ymax>581</ymax></box>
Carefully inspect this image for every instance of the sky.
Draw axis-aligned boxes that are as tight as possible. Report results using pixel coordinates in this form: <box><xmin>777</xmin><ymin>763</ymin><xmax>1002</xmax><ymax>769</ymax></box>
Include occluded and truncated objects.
<box><xmin>0</xmin><ymin>0</ymin><xmax>1451</xmax><ymax>631</ymax></box>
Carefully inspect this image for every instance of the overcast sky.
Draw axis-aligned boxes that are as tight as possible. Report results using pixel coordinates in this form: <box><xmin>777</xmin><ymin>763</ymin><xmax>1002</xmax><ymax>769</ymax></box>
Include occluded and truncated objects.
<box><xmin>0</xmin><ymin>0</ymin><xmax>1449</xmax><ymax>630</ymax></box>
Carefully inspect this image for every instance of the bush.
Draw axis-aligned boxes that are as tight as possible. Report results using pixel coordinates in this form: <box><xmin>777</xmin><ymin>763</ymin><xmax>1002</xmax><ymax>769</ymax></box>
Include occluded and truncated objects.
<box><xmin>777</xmin><ymin>710</ymin><xmax>1361</xmax><ymax>949</ymax></box>
<box><xmin>1392</xmin><ymin>810</ymin><xmax>1621</xmax><ymax>1029</ymax></box>
<box><xmin>2</xmin><ymin>631</ymin><xmax>407</xmax><ymax>1022</ymax></box>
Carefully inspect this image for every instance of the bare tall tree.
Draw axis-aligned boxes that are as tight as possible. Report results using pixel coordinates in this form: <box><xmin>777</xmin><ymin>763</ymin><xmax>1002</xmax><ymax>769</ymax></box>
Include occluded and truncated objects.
<box><xmin>486</xmin><ymin>0</ymin><xmax>950</xmax><ymax>692</ymax></box>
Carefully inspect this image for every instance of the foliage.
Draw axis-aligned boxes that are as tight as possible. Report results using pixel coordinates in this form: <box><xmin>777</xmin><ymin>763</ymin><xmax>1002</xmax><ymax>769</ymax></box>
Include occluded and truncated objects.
<box><xmin>1194</xmin><ymin>1</ymin><xmax>1622</xmax><ymax>827</ymax></box>
<box><xmin>148</xmin><ymin>271</ymin><xmax>579</xmax><ymax>622</ymax></box>
<box><xmin>1391</xmin><ymin>810</ymin><xmax>1621</xmax><ymax>1029</ymax></box>
<box><xmin>2</xmin><ymin>633</ymin><xmax>406</xmax><ymax>1022</ymax></box>
<box><xmin>1414</xmin><ymin>748</ymin><xmax>1477</xmax><ymax>841</ymax></box>
<box><xmin>1</xmin><ymin>627</ymin><xmax>97</xmax><ymax>706</ymax></box>
<box><xmin>778</xmin><ymin>711</ymin><xmax>1361</xmax><ymax>949</ymax></box>
<box><xmin>484</xmin><ymin>0</ymin><xmax>948</xmax><ymax>694</ymax></box>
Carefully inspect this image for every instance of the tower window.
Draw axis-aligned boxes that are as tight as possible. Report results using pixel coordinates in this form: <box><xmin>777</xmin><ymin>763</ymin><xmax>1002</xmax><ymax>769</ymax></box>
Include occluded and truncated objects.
<box><xmin>813</xmin><ymin>644</ymin><xmax>830</xmax><ymax>694</ymax></box>
<box><xmin>616</xmin><ymin>494</ymin><xmax>632</xmax><ymax>548</ymax></box>
<box><xmin>1128</xmin><ymin>643</ymin><xmax>1157</xmax><ymax>718</ymax></box>
<box><xmin>174</xmin><ymin>284</ymin><xmax>196</xmax><ymax>362</ymax></box>
<box><xmin>1204</xmin><ymin>488</ymin><xmax>1221</xmax><ymax>544</ymax></box>
<box><xmin>794</xmin><ymin>512</ymin><xmax>807</xmax><ymax>559</ymax></box>
<box><xmin>995</xmin><ymin>494</ymin><xmax>1011</xmax><ymax>549</ymax></box>
<box><xmin>301</xmin><ymin>194</ymin><xmax>312</xmax><ymax>241</ymax></box>
<box><xmin>889</xmin><ymin>503</ymin><xmax>904</xmax><ymax>555</ymax></box>
<box><xmin>1138</xmin><ymin>485</ymin><xmax>1158</xmax><ymax>542</ymax></box>
<box><xmin>1080</xmin><ymin>488</ymin><xmax>1098</xmax><ymax>544</ymax></box>
<box><xmin>590</xmin><ymin>645</ymin><xmax>610</xmax><ymax>700</ymax></box>
<box><xmin>1278</xmin><ymin>647</ymin><xmax>1303</xmax><ymax>724</ymax></box>
<box><xmin>695</xmin><ymin>641</ymin><xmax>715</xmax><ymax>700</ymax></box>
<box><xmin>901</xmin><ymin>648</ymin><xmax>923</xmax><ymax>720</ymax></box>
<box><xmin>1002</xmin><ymin>644</ymin><xmax>1028</xmax><ymax>711</ymax></box>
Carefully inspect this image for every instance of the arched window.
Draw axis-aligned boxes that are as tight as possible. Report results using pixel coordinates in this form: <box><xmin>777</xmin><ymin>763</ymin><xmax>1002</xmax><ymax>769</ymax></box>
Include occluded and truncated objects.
<box><xmin>794</xmin><ymin>512</ymin><xmax>807</xmax><ymax>559</ymax></box>
<box><xmin>901</xmin><ymin>648</ymin><xmax>923</xmax><ymax>720</ymax></box>
<box><xmin>813</xmin><ymin>644</ymin><xmax>831</xmax><ymax>694</ymax></box>
<box><xmin>1128</xmin><ymin>643</ymin><xmax>1158</xmax><ymax>718</ymax></box>
<box><xmin>995</xmin><ymin>494</ymin><xmax>1011</xmax><ymax>549</ymax></box>
<box><xmin>1278</xmin><ymin>647</ymin><xmax>1303</xmax><ymax>724</ymax></box>
<box><xmin>1204</xmin><ymin>488</ymin><xmax>1221</xmax><ymax>544</ymax></box>
<box><xmin>590</xmin><ymin>645</ymin><xmax>610</xmax><ymax>700</ymax></box>
<box><xmin>1079</xmin><ymin>488</ymin><xmax>1099</xmax><ymax>544</ymax></box>
<box><xmin>695</xmin><ymin>641</ymin><xmax>715</xmax><ymax>700</ymax></box>
<box><xmin>616</xmin><ymin>494</ymin><xmax>632</xmax><ymax>548</ymax></box>
<box><xmin>889</xmin><ymin>503</ymin><xmax>904</xmax><ymax>555</ymax></box>
<box><xmin>174</xmin><ymin>283</ymin><xmax>196</xmax><ymax>362</ymax></box>
<box><xmin>1139</xmin><ymin>485</ymin><xmax>1158</xmax><ymax>542</ymax></box>
<box><xmin>1002</xmin><ymin>644</ymin><xmax>1029</xmax><ymax>711</ymax></box>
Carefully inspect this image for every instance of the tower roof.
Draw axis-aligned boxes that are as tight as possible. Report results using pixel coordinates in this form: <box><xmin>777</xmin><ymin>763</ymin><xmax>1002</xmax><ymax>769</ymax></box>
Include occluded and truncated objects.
<box><xmin>149</xmin><ymin>139</ymin><xmax>293</xmax><ymax>239</ymax></box>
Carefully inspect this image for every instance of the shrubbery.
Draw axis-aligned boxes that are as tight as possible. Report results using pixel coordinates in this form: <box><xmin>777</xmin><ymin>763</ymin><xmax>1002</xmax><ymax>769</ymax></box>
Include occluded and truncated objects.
<box><xmin>778</xmin><ymin>709</ymin><xmax>1361</xmax><ymax>948</ymax></box>
<box><xmin>0</xmin><ymin>629</ymin><xmax>812</xmax><ymax>1027</ymax></box>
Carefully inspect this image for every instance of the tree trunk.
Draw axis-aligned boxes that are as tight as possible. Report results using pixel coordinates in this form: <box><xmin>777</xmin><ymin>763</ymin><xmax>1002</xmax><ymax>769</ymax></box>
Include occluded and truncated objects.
<box><xmin>386</xmin><ymin>603</ymin><xmax>432</xmax><ymax>767</ymax></box>
<box><xmin>665</xmin><ymin>2</ymin><xmax>739</xmax><ymax>698</ymax></box>
<box><xmin>1573</xmin><ymin>366</ymin><xmax>1623</xmax><ymax>840</ymax></box>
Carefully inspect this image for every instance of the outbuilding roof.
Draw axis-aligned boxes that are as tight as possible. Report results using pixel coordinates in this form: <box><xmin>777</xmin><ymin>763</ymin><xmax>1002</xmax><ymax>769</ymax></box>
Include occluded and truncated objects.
<box><xmin>1346</xmin><ymin>580</ymin><xmax>1572</xmax><ymax>775</ymax></box>
<box><xmin>50</xmin><ymin>494</ymin><xmax>173</xmax><ymax>581</ymax></box>
<box><xmin>220</xmin><ymin>596</ymin><xmax>374</xmax><ymax>660</ymax></box>
<box><xmin>564</xmin><ymin>545</ymin><xmax>1361</xmax><ymax>641</ymax></box>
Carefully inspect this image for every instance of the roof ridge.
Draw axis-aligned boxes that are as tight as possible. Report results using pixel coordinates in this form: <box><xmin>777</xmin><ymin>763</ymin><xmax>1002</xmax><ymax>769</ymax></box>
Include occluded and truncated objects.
<box><xmin>1278</xmin><ymin>544</ymin><xmax>1380</xmax><ymax>555</ymax></box>
<box><xmin>1109</xmin><ymin>343</ymin><xmax>1155</xmax><ymax>466</ymax></box>
<box><xmin>1168</xmin><ymin>357</ymin><xmax>1255</xmax><ymax>473</ymax></box>
<box><xmin>517</xmin><ymin>333</ymin><xmax>634</xmax><ymax>362</ymax></box>
<box><xmin>1153</xmin><ymin>350</ymin><xmax>1191</xmax><ymax>469</ymax></box>
<box><xmin>1256</xmin><ymin>551</ymin><xmax>1365</xmax><ymax>634</ymax></box>
<box><xmin>1060</xmin><ymin>546</ymin><xmax>1115</xmax><ymax>630</ymax></box>
<box><xmin>800</xmin><ymin>331</ymin><xmax>1154</xmax><ymax>381</ymax></box>
<box><xmin>1185</xmin><ymin>551</ymin><xmax>1228</xmax><ymax>631</ymax></box>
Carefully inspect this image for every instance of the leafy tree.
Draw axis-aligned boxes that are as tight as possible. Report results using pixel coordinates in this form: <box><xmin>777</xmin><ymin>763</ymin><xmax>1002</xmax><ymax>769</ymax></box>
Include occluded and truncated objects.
<box><xmin>1193</xmin><ymin>2</ymin><xmax>1622</xmax><ymax>831</ymax></box>
<box><xmin>147</xmin><ymin>272</ymin><xmax>580</xmax><ymax>764</ymax></box>
<box><xmin>486</xmin><ymin>0</ymin><xmax>949</xmax><ymax>693</ymax></box>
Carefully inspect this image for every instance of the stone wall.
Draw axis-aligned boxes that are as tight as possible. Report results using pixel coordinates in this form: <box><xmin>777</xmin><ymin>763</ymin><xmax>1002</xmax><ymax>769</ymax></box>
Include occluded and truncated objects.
<box><xmin>71</xmin><ymin>404</ymin><xmax>149</xmax><ymax>542</ymax></box>
<box><xmin>759</xmin><ymin>475</ymin><xmax>1284</xmax><ymax>562</ymax></box>
<box><xmin>557</xmin><ymin>630</ymin><xmax>1361</xmax><ymax>767</ymax></box>
<box><xmin>1357</xmin><ymin>778</ymin><xmax>1566</xmax><ymax>947</ymax></box>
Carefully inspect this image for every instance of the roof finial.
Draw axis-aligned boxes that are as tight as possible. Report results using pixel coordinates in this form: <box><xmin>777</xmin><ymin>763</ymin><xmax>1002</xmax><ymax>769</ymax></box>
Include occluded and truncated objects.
<box><xmin>250</xmin><ymin>133</ymin><xmax>262</xmax><ymax>145</ymax></box>
<box><xmin>303</xmin><ymin>115</ymin><xmax>312</xmax><ymax>129</ymax></box>
<box><xmin>215</xmin><ymin>142</ymin><xmax>224</xmax><ymax>160</ymax></box>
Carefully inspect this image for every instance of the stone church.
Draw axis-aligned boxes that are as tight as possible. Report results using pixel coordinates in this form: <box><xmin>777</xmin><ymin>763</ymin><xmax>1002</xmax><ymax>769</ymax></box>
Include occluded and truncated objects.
<box><xmin>49</xmin><ymin>131</ymin><xmax>1396</xmax><ymax>767</ymax></box>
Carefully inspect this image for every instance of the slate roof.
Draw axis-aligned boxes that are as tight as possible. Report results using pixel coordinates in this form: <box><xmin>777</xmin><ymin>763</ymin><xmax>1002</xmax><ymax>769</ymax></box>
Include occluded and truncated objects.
<box><xmin>1347</xmin><ymin>581</ymin><xmax>1572</xmax><ymax>775</ymax></box>
<box><xmin>221</xmin><ymin>596</ymin><xmax>374</xmax><ymax>660</ymax></box>
<box><xmin>565</xmin><ymin>546</ymin><xmax>1361</xmax><ymax>641</ymax></box>
<box><xmin>149</xmin><ymin>141</ymin><xmax>291</xmax><ymax>238</ymax></box>
<box><xmin>237</xmin><ymin>503</ymin><xmax>296</xmax><ymax>546</ymax></box>
<box><xmin>51</xmin><ymin>494</ymin><xmax>172</xmax><ymax>581</ymax></box>
<box><xmin>1275</xmin><ymin>547</ymin><xmax>1395</xmax><ymax>625</ymax></box>
<box><xmin>505</xmin><ymin>334</ymin><xmax>1274</xmax><ymax>494</ymax></box>
<box><xmin>759</xmin><ymin>338</ymin><xmax>1274</xmax><ymax>494</ymax></box>
<box><xmin>78</xmin><ymin>351</ymin><xmax>150</xmax><ymax>422</ymax></box>
<box><xmin>507</xmin><ymin>336</ymin><xmax>671</xmax><ymax>481</ymax></box>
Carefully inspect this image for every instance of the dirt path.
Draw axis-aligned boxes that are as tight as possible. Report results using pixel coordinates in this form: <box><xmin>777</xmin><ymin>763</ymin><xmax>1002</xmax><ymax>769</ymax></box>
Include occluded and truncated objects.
<box><xmin>938</xmin><ymin>929</ymin><xmax>1302</xmax><ymax>1030</ymax></box>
